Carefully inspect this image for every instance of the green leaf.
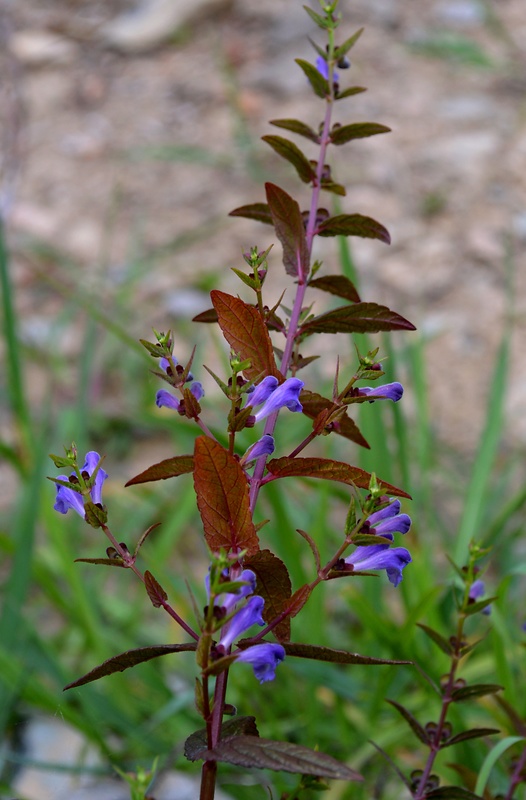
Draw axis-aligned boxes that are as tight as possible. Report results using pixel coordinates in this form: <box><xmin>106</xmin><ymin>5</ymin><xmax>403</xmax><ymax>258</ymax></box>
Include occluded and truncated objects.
<box><xmin>330</xmin><ymin>122</ymin><xmax>391</xmax><ymax>145</ymax></box>
<box><xmin>386</xmin><ymin>699</ymin><xmax>429</xmax><ymax>744</ymax></box>
<box><xmin>463</xmin><ymin>596</ymin><xmax>497</xmax><ymax>616</ymax></box>
<box><xmin>450</xmin><ymin>683</ymin><xmax>503</xmax><ymax>702</ymax></box>
<box><xmin>64</xmin><ymin>644</ymin><xmax>197</xmax><ymax>690</ymax></box>
<box><xmin>194</xmin><ymin>436</ymin><xmax>259</xmax><ymax>556</ymax></box>
<box><xmin>266</xmin><ymin>456</ymin><xmax>411</xmax><ymax>498</ymax></box>
<box><xmin>265</xmin><ymin>183</ymin><xmax>310</xmax><ymax>279</ymax></box>
<box><xmin>211</xmin><ymin>290</ymin><xmax>279</xmax><ymax>381</ymax></box>
<box><xmin>416</xmin><ymin>623</ymin><xmax>453</xmax><ymax>655</ymax></box>
<box><xmin>474</xmin><ymin>736</ymin><xmax>525</xmax><ymax>796</ymax></box>
<box><xmin>443</xmin><ymin>728</ymin><xmax>500</xmax><ymax>748</ymax></box>
<box><xmin>229</xmin><ymin>203</ymin><xmax>273</xmax><ymax>225</ymax></box>
<box><xmin>283</xmin><ymin>643</ymin><xmax>411</xmax><ymax>666</ymax></box>
<box><xmin>320</xmin><ymin>179</ymin><xmax>347</xmax><ymax>196</ymax></box>
<box><xmin>295</xmin><ymin>58</ymin><xmax>329</xmax><ymax>99</ymax></box>
<box><xmin>184</xmin><ymin>717</ymin><xmax>260</xmax><ymax>762</ymax></box>
<box><xmin>200</xmin><ymin>735</ymin><xmax>363</xmax><ymax>780</ymax></box>
<box><xmin>300</xmin><ymin>389</ymin><xmax>370</xmax><ymax>448</ymax></box>
<box><xmin>269</xmin><ymin>118</ymin><xmax>320</xmax><ymax>143</ymax></box>
<box><xmin>302</xmin><ymin>5</ymin><xmax>331</xmax><ymax>30</ymax></box>
<box><xmin>262</xmin><ymin>135</ymin><xmax>316</xmax><ymax>183</ymax></box>
<box><xmin>300</xmin><ymin>302</ymin><xmax>416</xmax><ymax>335</ymax></box>
<box><xmin>308</xmin><ymin>274</ymin><xmax>360</xmax><ymax>303</ymax></box>
<box><xmin>317</xmin><ymin>213</ymin><xmax>391</xmax><ymax>243</ymax></box>
<box><xmin>245</xmin><ymin>550</ymin><xmax>292</xmax><ymax>643</ymax></box>
<box><xmin>125</xmin><ymin>455</ymin><xmax>194</xmax><ymax>486</ymax></box>
<box><xmin>231</xmin><ymin>268</ymin><xmax>258</xmax><ymax>290</ymax></box>
<box><xmin>335</xmin><ymin>85</ymin><xmax>367</xmax><ymax>100</ymax></box>
<box><xmin>74</xmin><ymin>557</ymin><xmax>126</xmax><ymax>568</ymax></box>
<box><xmin>84</xmin><ymin>501</ymin><xmax>107</xmax><ymax>529</ymax></box>
<box><xmin>334</xmin><ymin>28</ymin><xmax>364</xmax><ymax>59</ymax></box>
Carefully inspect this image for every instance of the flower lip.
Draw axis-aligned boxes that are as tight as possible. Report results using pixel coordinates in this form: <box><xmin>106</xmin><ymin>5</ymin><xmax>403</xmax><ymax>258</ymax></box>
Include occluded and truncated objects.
<box><xmin>236</xmin><ymin>643</ymin><xmax>286</xmax><ymax>683</ymax></box>
<box><xmin>357</xmin><ymin>382</ymin><xmax>403</xmax><ymax>403</ymax></box>
<box><xmin>251</xmin><ymin>377</ymin><xmax>304</xmax><ymax>423</ymax></box>
<box><xmin>54</xmin><ymin>451</ymin><xmax>108</xmax><ymax>518</ymax></box>
<box><xmin>342</xmin><ymin>544</ymin><xmax>412</xmax><ymax>587</ymax></box>
<box><xmin>217</xmin><ymin>595</ymin><xmax>265</xmax><ymax>652</ymax></box>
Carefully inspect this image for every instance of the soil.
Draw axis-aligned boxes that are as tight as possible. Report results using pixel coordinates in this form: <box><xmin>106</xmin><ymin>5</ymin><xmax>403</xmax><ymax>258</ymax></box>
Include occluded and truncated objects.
<box><xmin>3</xmin><ymin>0</ymin><xmax>526</xmax><ymax>457</ymax></box>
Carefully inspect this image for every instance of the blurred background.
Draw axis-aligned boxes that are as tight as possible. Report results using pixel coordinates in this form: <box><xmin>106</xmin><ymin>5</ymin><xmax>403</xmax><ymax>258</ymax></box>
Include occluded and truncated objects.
<box><xmin>1</xmin><ymin>0</ymin><xmax>525</xmax><ymax>798</ymax></box>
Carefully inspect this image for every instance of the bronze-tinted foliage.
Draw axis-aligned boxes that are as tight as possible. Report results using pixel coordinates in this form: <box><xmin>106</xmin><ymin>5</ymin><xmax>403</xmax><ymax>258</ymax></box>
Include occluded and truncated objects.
<box><xmin>300</xmin><ymin>301</ymin><xmax>416</xmax><ymax>335</ymax></box>
<box><xmin>245</xmin><ymin>549</ymin><xmax>292</xmax><ymax>642</ymax></box>
<box><xmin>300</xmin><ymin>389</ymin><xmax>370</xmax><ymax>448</ymax></box>
<box><xmin>265</xmin><ymin>182</ymin><xmax>310</xmax><ymax>279</ymax></box>
<box><xmin>193</xmin><ymin>436</ymin><xmax>259</xmax><ymax>556</ymax></box>
<box><xmin>125</xmin><ymin>455</ymin><xmax>194</xmax><ymax>486</ymax></box>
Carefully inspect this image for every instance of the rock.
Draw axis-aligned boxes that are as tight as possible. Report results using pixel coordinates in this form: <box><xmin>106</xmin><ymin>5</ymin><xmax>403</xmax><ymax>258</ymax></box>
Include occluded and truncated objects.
<box><xmin>102</xmin><ymin>0</ymin><xmax>233</xmax><ymax>54</ymax></box>
<box><xmin>9</xmin><ymin>30</ymin><xmax>78</xmax><ymax>66</ymax></box>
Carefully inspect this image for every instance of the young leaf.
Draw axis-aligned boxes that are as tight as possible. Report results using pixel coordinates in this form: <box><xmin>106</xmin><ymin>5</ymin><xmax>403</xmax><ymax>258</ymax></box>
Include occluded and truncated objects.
<box><xmin>300</xmin><ymin>390</ymin><xmax>370</xmax><ymax>448</ymax></box>
<box><xmin>334</xmin><ymin>28</ymin><xmax>364</xmax><ymax>60</ymax></box>
<box><xmin>308</xmin><ymin>274</ymin><xmax>360</xmax><ymax>303</ymax></box>
<box><xmin>211</xmin><ymin>290</ymin><xmax>279</xmax><ymax>381</ymax></box>
<box><xmin>450</xmin><ymin>684</ymin><xmax>503</xmax><ymax>702</ymax></box>
<box><xmin>245</xmin><ymin>550</ymin><xmax>292</xmax><ymax>642</ymax></box>
<box><xmin>330</xmin><ymin>122</ymin><xmax>391</xmax><ymax>145</ymax></box>
<box><xmin>192</xmin><ymin>308</ymin><xmax>219</xmax><ymax>323</ymax></box>
<box><xmin>283</xmin><ymin>643</ymin><xmax>411</xmax><ymax>666</ymax></box>
<box><xmin>442</xmin><ymin>728</ymin><xmax>500</xmax><ymax>748</ymax></box>
<box><xmin>300</xmin><ymin>302</ymin><xmax>416</xmax><ymax>336</ymax></box>
<box><xmin>386</xmin><ymin>699</ymin><xmax>429</xmax><ymax>744</ymax></box>
<box><xmin>265</xmin><ymin>183</ymin><xmax>309</xmax><ymax>280</ymax></box>
<box><xmin>193</xmin><ymin>436</ymin><xmax>259</xmax><ymax>556</ymax></box>
<box><xmin>74</xmin><ymin>557</ymin><xmax>126</xmax><ymax>568</ymax></box>
<box><xmin>200</xmin><ymin>735</ymin><xmax>363</xmax><ymax>780</ymax></box>
<box><xmin>335</xmin><ymin>86</ymin><xmax>367</xmax><ymax>100</ymax></box>
<box><xmin>144</xmin><ymin>570</ymin><xmax>168</xmax><ymax>608</ymax></box>
<box><xmin>269</xmin><ymin>118</ymin><xmax>320</xmax><ymax>144</ymax></box>
<box><xmin>302</xmin><ymin>5</ymin><xmax>331</xmax><ymax>30</ymax></box>
<box><xmin>125</xmin><ymin>456</ymin><xmax>194</xmax><ymax>486</ymax></box>
<box><xmin>463</xmin><ymin>596</ymin><xmax>498</xmax><ymax>616</ymax></box>
<box><xmin>63</xmin><ymin>644</ymin><xmax>196</xmax><ymax>690</ymax></box>
<box><xmin>320</xmin><ymin>180</ymin><xmax>347</xmax><ymax>196</ymax></box>
<box><xmin>417</xmin><ymin>623</ymin><xmax>454</xmax><ymax>656</ymax></box>
<box><xmin>295</xmin><ymin>58</ymin><xmax>330</xmax><ymax>99</ymax></box>
<box><xmin>317</xmin><ymin>213</ymin><xmax>391</xmax><ymax>243</ymax></box>
<box><xmin>266</xmin><ymin>457</ymin><xmax>411</xmax><ymax>499</ymax></box>
<box><xmin>184</xmin><ymin>716</ymin><xmax>260</xmax><ymax>762</ymax></box>
<box><xmin>262</xmin><ymin>135</ymin><xmax>317</xmax><ymax>183</ymax></box>
<box><xmin>229</xmin><ymin>203</ymin><xmax>273</xmax><ymax>225</ymax></box>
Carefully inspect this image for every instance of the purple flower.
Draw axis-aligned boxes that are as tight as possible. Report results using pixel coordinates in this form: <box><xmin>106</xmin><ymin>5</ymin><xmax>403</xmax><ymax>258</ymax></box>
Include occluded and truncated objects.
<box><xmin>342</xmin><ymin>544</ymin><xmax>412</xmax><ymax>587</ymax></box>
<box><xmin>207</xmin><ymin>568</ymin><xmax>257</xmax><ymax>614</ymax></box>
<box><xmin>364</xmin><ymin>499</ymin><xmax>411</xmax><ymax>537</ymax></box>
<box><xmin>357</xmin><ymin>382</ymin><xmax>404</xmax><ymax>403</ymax></box>
<box><xmin>236</xmin><ymin>643</ymin><xmax>286</xmax><ymax>684</ymax></box>
<box><xmin>249</xmin><ymin>377</ymin><xmax>304</xmax><ymax>423</ymax></box>
<box><xmin>218</xmin><ymin>595</ymin><xmax>265</xmax><ymax>651</ymax></box>
<box><xmin>155</xmin><ymin>357</ymin><xmax>204</xmax><ymax>411</ymax></box>
<box><xmin>469</xmin><ymin>579</ymin><xmax>491</xmax><ymax>615</ymax></box>
<box><xmin>54</xmin><ymin>451</ymin><xmax>108</xmax><ymax>518</ymax></box>
<box><xmin>316</xmin><ymin>55</ymin><xmax>339</xmax><ymax>84</ymax></box>
<box><xmin>240</xmin><ymin>434</ymin><xmax>275</xmax><ymax>465</ymax></box>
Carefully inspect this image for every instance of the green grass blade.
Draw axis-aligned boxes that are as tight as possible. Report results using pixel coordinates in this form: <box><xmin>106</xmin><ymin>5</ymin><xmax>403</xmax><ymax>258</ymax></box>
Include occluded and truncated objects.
<box><xmin>474</xmin><ymin>736</ymin><xmax>524</xmax><ymax>796</ymax></box>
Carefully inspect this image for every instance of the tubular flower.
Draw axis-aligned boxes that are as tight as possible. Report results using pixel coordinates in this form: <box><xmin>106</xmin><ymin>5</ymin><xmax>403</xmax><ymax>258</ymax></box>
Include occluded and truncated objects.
<box><xmin>362</xmin><ymin>499</ymin><xmax>411</xmax><ymax>537</ymax></box>
<box><xmin>54</xmin><ymin>451</ymin><xmax>108</xmax><ymax>518</ymax></box>
<box><xmin>240</xmin><ymin>434</ymin><xmax>275</xmax><ymax>465</ymax></box>
<box><xmin>357</xmin><ymin>382</ymin><xmax>403</xmax><ymax>402</ymax></box>
<box><xmin>341</xmin><ymin>543</ymin><xmax>412</xmax><ymax>587</ymax></box>
<box><xmin>206</xmin><ymin>568</ymin><xmax>258</xmax><ymax>614</ymax></box>
<box><xmin>468</xmin><ymin>579</ymin><xmax>491</xmax><ymax>615</ymax></box>
<box><xmin>316</xmin><ymin>55</ymin><xmax>339</xmax><ymax>85</ymax></box>
<box><xmin>236</xmin><ymin>643</ymin><xmax>286</xmax><ymax>684</ymax></box>
<box><xmin>247</xmin><ymin>376</ymin><xmax>304</xmax><ymax>423</ymax></box>
<box><xmin>155</xmin><ymin>356</ymin><xmax>204</xmax><ymax>411</ymax></box>
<box><xmin>218</xmin><ymin>595</ymin><xmax>265</xmax><ymax>651</ymax></box>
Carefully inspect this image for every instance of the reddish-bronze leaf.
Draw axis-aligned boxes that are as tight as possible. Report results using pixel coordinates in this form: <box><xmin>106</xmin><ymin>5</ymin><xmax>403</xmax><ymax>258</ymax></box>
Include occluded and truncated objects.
<box><xmin>211</xmin><ymin>290</ymin><xmax>279</xmax><ymax>381</ymax></box>
<box><xmin>266</xmin><ymin>456</ymin><xmax>411</xmax><ymax>499</ymax></box>
<box><xmin>125</xmin><ymin>456</ymin><xmax>194</xmax><ymax>487</ymax></box>
<box><xmin>64</xmin><ymin>643</ymin><xmax>196</xmax><ymax>690</ymax></box>
<box><xmin>288</xmin><ymin>584</ymin><xmax>312</xmax><ymax>618</ymax></box>
<box><xmin>300</xmin><ymin>390</ymin><xmax>370</xmax><ymax>448</ymax></box>
<box><xmin>442</xmin><ymin>728</ymin><xmax>500</xmax><ymax>748</ymax></box>
<box><xmin>284</xmin><ymin>642</ymin><xmax>411</xmax><ymax>666</ymax></box>
<box><xmin>308</xmin><ymin>274</ymin><xmax>360</xmax><ymax>303</ymax></box>
<box><xmin>386</xmin><ymin>699</ymin><xmax>429</xmax><ymax>744</ymax></box>
<box><xmin>229</xmin><ymin>203</ymin><xmax>273</xmax><ymax>225</ymax></box>
<box><xmin>201</xmin><ymin>735</ymin><xmax>362</xmax><ymax>780</ymax></box>
<box><xmin>192</xmin><ymin>307</ymin><xmax>219</xmax><ymax>323</ymax></box>
<box><xmin>265</xmin><ymin>183</ymin><xmax>310</xmax><ymax>279</ymax></box>
<box><xmin>193</xmin><ymin>436</ymin><xmax>259</xmax><ymax>556</ymax></box>
<box><xmin>330</xmin><ymin>122</ymin><xmax>391</xmax><ymax>145</ymax></box>
<box><xmin>245</xmin><ymin>550</ymin><xmax>292</xmax><ymax>642</ymax></box>
<box><xmin>317</xmin><ymin>214</ymin><xmax>391</xmax><ymax>244</ymax></box>
<box><xmin>144</xmin><ymin>570</ymin><xmax>168</xmax><ymax>608</ymax></box>
<box><xmin>185</xmin><ymin>716</ymin><xmax>259</xmax><ymax>761</ymax></box>
<box><xmin>300</xmin><ymin>302</ymin><xmax>416</xmax><ymax>335</ymax></box>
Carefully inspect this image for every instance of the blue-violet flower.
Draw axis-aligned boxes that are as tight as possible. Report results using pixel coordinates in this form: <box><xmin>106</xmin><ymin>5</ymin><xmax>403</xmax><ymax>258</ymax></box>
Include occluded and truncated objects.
<box><xmin>357</xmin><ymin>382</ymin><xmax>403</xmax><ymax>403</ymax></box>
<box><xmin>362</xmin><ymin>499</ymin><xmax>411</xmax><ymax>537</ymax></box>
<box><xmin>342</xmin><ymin>544</ymin><xmax>412</xmax><ymax>587</ymax></box>
<box><xmin>236</xmin><ymin>643</ymin><xmax>286</xmax><ymax>684</ymax></box>
<box><xmin>155</xmin><ymin>356</ymin><xmax>204</xmax><ymax>411</ymax></box>
<box><xmin>316</xmin><ymin>55</ymin><xmax>339</xmax><ymax>85</ymax></box>
<box><xmin>240</xmin><ymin>434</ymin><xmax>275</xmax><ymax>465</ymax></box>
<box><xmin>468</xmin><ymin>579</ymin><xmax>491</xmax><ymax>615</ymax></box>
<box><xmin>54</xmin><ymin>451</ymin><xmax>108</xmax><ymax>518</ymax></box>
<box><xmin>247</xmin><ymin>376</ymin><xmax>304</xmax><ymax>423</ymax></box>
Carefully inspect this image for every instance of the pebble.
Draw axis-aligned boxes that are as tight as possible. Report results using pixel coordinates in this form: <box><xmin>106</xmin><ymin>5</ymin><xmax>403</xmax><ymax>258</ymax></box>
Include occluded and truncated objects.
<box><xmin>9</xmin><ymin>30</ymin><xmax>78</xmax><ymax>66</ymax></box>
